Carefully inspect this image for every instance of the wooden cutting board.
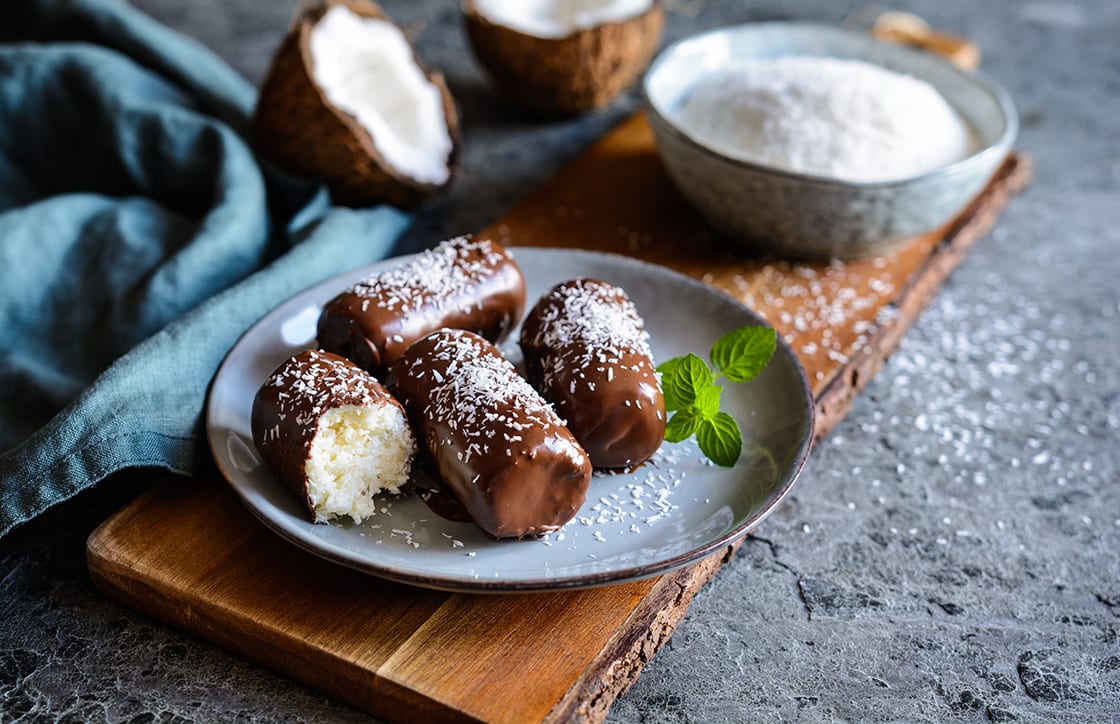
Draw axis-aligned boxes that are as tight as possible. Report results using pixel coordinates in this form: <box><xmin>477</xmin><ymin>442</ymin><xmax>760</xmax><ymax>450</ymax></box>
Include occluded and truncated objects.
<box><xmin>87</xmin><ymin>112</ymin><xmax>1031</xmax><ymax>723</ymax></box>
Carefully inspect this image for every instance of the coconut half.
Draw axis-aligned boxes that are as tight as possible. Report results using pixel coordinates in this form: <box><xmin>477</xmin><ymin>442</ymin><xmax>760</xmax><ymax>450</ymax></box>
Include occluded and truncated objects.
<box><xmin>464</xmin><ymin>0</ymin><xmax>664</xmax><ymax>114</ymax></box>
<box><xmin>254</xmin><ymin>0</ymin><xmax>460</xmax><ymax>208</ymax></box>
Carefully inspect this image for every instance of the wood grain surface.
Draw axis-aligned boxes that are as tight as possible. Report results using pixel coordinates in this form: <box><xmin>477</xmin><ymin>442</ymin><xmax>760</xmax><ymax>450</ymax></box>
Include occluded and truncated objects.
<box><xmin>87</xmin><ymin>112</ymin><xmax>1030</xmax><ymax>723</ymax></box>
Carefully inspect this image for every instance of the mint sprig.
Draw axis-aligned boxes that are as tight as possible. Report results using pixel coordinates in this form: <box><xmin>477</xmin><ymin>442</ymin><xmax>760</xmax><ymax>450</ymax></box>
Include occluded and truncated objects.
<box><xmin>657</xmin><ymin>326</ymin><xmax>777</xmax><ymax>467</ymax></box>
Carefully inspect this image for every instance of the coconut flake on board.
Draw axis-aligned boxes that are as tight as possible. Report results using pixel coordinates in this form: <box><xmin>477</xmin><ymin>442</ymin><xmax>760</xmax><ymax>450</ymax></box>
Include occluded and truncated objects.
<box><xmin>309</xmin><ymin>5</ymin><xmax>453</xmax><ymax>185</ymax></box>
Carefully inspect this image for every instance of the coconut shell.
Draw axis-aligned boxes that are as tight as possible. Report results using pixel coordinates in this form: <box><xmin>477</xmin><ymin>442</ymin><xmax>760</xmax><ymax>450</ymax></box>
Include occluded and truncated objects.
<box><xmin>254</xmin><ymin>0</ymin><xmax>460</xmax><ymax>208</ymax></box>
<box><xmin>463</xmin><ymin>1</ymin><xmax>664</xmax><ymax>115</ymax></box>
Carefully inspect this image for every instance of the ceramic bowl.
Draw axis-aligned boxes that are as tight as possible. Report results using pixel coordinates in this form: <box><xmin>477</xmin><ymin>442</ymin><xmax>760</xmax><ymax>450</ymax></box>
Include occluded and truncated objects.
<box><xmin>642</xmin><ymin>22</ymin><xmax>1018</xmax><ymax>259</ymax></box>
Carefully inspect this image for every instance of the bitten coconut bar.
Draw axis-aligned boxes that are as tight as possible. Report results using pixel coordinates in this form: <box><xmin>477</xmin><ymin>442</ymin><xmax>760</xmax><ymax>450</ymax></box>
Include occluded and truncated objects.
<box><xmin>252</xmin><ymin>350</ymin><xmax>416</xmax><ymax>524</ymax></box>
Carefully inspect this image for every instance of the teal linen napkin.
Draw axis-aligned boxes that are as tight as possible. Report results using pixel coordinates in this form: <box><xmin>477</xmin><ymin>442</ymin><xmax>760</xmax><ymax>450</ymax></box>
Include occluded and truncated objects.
<box><xmin>0</xmin><ymin>0</ymin><xmax>410</xmax><ymax>537</ymax></box>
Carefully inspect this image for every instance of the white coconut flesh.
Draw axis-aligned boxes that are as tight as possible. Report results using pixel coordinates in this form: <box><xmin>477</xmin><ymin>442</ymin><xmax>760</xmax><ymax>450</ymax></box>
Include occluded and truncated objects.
<box><xmin>303</xmin><ymin>403</ymin><xmax>415</xmax><ymax>524</ymax></box>
<box><xmin>473</xmin><ymin>0</ymin><xmax>654</xmax><ymax>39</ymax></box>
<box><xmin>309</xmin><ymin>6</ymin><xmax>452</xmax><ymax>185</ymax></box>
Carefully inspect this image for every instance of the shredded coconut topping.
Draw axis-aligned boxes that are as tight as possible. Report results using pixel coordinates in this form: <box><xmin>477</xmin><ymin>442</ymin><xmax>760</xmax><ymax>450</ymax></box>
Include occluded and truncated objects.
<box><xmin>347</xmin><ymin>236</ymin><xmax>508</xmax><ymax>316</ymax></box>
<box><xmin>261</xmin><ymin>350</ymin><xmax>384</xmax><ymax>426</ymax></box>
<box><xmin>524</xmin><ymin>279</ymin><xmax>654</xmax><ymax>390</ymax></box>
<box><xmin>402</xmin><ymin>331</ymin><xmax>575</xmax><ymax>455</ymax></box>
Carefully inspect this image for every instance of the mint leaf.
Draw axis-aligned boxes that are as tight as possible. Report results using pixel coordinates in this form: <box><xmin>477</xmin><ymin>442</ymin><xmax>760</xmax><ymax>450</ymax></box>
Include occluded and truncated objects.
<box><xmin>710</xmin><ymin>326</ymin><xmax>777</xmax><ymax>383</ymax></box>
<box><xmin>659</xmin><ymin>353</ymin><xmax>711</xmax><ymax>412</ymax></box>
<box><xmin>694</xmin><ymin>384</ymin><xmax>721</xmax><ymax>418</ymax></box>
<box><xmin>659</xmin><ymin>326</ymin><xmax>777</xmax><ymax>467</ymax></box>
<box><xmin>696</xmin><ymin>412</ymin><xmax>743</xmax><ymax>467</ymax></box>
<box><xmin>655</xmin><ymin>356</ymin><xmax>683</xmax><ymax>377</ymax></box>
<box><xmin>664</xmin><ymin>409</ymin><xmax>702</xmax><ymax>443</ymax></box>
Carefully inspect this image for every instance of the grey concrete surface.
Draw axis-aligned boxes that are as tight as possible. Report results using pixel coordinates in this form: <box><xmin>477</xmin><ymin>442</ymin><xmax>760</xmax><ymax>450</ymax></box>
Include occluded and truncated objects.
<box><xmin>2</xmin><ymin>0</ymin><xmax>1118</xmax><ymax>721</ymax></box>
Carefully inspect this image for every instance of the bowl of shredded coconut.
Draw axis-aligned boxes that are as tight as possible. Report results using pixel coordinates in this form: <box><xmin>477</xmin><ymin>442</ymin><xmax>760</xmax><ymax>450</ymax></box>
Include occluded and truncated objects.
<box><xmin>643</xmin><ymin>23</ymin><xmax>1017</xmax><ymax>259</ymax></box>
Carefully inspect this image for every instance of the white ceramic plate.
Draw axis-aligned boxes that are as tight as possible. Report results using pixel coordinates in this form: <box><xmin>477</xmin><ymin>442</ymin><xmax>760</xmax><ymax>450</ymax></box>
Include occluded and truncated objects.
<box><xmin>207</xmin><ymin>248</ymin><xmax>813</xmax><ymax>592</ymax></box>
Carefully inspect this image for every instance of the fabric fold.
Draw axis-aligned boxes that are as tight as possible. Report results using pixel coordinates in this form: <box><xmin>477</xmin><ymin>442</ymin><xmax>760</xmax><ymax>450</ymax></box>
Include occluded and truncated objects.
<box><xmin>0</xmin><ymin>0</ymin><xmax>410</xmax><ymax>537</ymax></box>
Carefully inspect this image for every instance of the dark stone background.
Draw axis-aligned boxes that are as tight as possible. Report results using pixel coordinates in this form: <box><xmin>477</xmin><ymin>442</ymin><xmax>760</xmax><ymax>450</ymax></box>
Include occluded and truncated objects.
<box><xmin>2</xmin><ymin>0</ymin><xmax>1117</xmax><ymax>721</ymax></box>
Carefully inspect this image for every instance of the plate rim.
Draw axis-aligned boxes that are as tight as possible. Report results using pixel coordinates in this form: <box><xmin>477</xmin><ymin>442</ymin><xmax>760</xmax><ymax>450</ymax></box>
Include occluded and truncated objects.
<box><xmin>206</xmin><ymin>247</ymin><xmax>815</xmax><ymax>592</ymax></box>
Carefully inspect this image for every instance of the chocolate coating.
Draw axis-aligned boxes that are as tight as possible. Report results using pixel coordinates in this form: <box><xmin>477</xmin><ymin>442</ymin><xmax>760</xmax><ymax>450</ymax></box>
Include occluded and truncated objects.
<box><xmin>520</xmin><ymin>278</ymin><xmax>666</xmax><ymax>469</ymax></box>
<box><xmin>317</xmin><ymin>236</ymin><xmax>525</xmax><ymax>376</ymax></box>
<box><xmin>389</xmin><ymin>329</ymin><xmax>592</xmax><ymax>539</ymax></box>
<box><xmin>251</xmin><ymin>349</ymin><xmax>408</xmax><ymax>518</ymax></box>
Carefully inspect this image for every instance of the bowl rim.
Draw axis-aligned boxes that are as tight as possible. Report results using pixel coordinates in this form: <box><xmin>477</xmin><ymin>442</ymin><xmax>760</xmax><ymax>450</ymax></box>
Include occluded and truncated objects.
<box><xmin>641</xmin><ymin>21</ymin><xmax>1019</xmax><ymax>190</ymax></box>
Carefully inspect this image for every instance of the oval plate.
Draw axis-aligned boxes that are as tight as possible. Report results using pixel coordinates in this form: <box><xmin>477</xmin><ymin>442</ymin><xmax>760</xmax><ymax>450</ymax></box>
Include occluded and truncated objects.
<box><xmin>207</xmin><ymin>248</ymin><xmax>814</xmax><ymax>592</ymax></box>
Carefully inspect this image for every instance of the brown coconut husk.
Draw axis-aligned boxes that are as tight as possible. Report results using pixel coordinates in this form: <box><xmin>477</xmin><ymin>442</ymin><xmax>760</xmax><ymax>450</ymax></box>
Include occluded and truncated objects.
<box><xmin>463</xmin><ymin>1</ymin><xmax>664</xmax><ymax>115</ymax></box>
<box><xmin>254</xmin><ymin>0</ymin><xmax>460</xmax><ymax>208</ymax></box>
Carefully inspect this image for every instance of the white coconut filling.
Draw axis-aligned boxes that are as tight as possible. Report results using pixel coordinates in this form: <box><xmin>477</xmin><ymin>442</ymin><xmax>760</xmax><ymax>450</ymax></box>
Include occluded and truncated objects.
<box><xmin>304</xmin><ymin>403</ymin><xmax>415</xmax><ymax>524</ymax></box>
<box><xmin>310</xmin><ymin>6</ymin><xmax>452</xmax><ymax>184</ymax></box>
<box><xmin>474</xmin><ymin>0</ymin><xmax>653</xmax><ymax>39</ymax></box>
